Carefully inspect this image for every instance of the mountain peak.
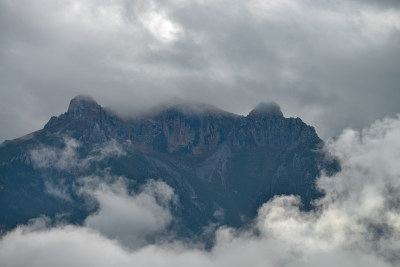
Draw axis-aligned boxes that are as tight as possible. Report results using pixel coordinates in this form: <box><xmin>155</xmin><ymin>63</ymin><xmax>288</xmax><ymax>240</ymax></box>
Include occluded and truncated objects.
<box><xmin>249</xmin><ymin>102</ymin><xmax>283</xmax><ymax>117</ymax></box>
<box><xmin>67</xmin><ymin>95</ymin><xmax>99</xmax><ymax>113</ymax></box>
<box><xmin>3</xmin><ymin>95</ymin><xmax>331</xmax><ymax>237</ymax></box>
<box><xmin>44</xmin><ymin>95</ymin><xmax>103</xmax><ymax>130</ymax></box>
<box><xmin>63</xmin><ymin>95</ymin><xmax>104</xmax><ymax>123</ymax></box>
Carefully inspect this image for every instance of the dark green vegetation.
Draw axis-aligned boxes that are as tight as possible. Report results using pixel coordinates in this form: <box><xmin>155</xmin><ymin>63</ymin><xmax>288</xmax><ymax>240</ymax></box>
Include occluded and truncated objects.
<box><xmin>0</xmin><ymin>96</ymin><xmax>336</xmax><ymax>237</ymax></box>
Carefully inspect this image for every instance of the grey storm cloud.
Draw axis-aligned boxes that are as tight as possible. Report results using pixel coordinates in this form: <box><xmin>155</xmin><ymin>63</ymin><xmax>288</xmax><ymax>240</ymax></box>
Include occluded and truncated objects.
<box><xmin>0</xmin><ymin>0</ymin><xmax>399</xmax><ymax>142</ymax></box>
<box><xmin>1</xmin><ymin>113</ymin><xmax>400</xmax><ymax>266</ymax></box>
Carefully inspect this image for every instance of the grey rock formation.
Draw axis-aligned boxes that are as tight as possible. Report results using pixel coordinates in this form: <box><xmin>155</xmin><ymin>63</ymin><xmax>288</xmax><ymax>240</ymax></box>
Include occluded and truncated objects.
<box><xmin>0</xmin><ymin>95</ymin><xmax>337</xmax><ymax>239</ymax></box>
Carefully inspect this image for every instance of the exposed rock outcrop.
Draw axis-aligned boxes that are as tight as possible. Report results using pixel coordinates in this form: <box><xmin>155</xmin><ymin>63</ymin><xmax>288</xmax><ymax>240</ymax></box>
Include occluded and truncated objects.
<box><xmin>0</xmin><ymin>96</ymin><xmax>336</xmax><ymax>236</ymax></box>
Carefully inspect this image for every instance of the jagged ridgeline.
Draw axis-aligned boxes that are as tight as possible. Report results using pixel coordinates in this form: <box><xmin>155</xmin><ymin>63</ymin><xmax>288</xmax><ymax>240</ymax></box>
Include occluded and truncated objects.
<box><xmin>0</xmin><ymin>95</ymin><xmax>335</xmax><ymax>236</ymax></box>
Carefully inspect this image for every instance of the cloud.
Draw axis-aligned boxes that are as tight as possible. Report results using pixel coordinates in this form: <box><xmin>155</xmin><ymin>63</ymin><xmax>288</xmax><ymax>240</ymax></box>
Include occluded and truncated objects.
<box><xmin>141</xmin><ymin>10</ymin><xmax>183</xmax><ymax>43</ymax></box>
<box><xmin>44</xmin><ymin>181</ymin><xmax>72</xmax><ymax>202</ymax></box>
<box><xmin>0</xmin><ymin>0</ymin><xmax>399</xmax><ymax>142</ymax></box>
<box><xmin>2</xmin><ymin>114</ymin><xmax>400</xmax><ymax>266</ymax></box>
<box><xmin>254</xmin><ymin>114</ymin><xmax>400</xmax><ymax>265</ymax></box>
<box><xmin>29</xmin><ymin>136</ymin><xmax>177</xmax><ymax>247</ymax></box>
<box><xmin>30</xmin><ymin>137</ymin><xmax>80</xmax><ymax>170</ymax></box>
<box><xmin>80</xmin><ymin>176</ymin><xmax>177</xmax><ymax>248</ymax></box>
<box><xmin>81</xmin><ymin>139</ymin><xmax>127</xmax><ymax>166</ymax></box>
<box><xmin>29</xmin><ymin>136</ymin><xmax>127</xmax><ymax>202</ymax></box>
<box><xmin>30</xmin><ymin>137</ymin><xmax>125</xmax><ymax>171</ymax></box>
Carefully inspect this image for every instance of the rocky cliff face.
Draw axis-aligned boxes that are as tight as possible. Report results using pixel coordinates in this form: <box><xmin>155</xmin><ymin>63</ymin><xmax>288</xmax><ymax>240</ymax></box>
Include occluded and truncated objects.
<box><xmin>44</xmin><ymin>96</ymin><xmax>320</xmax><ymax>152</ymax></box>
<box><xmin>0</xmin><ymin>95</ymin><xmax>335</xmax><ymax>236</ymax></box>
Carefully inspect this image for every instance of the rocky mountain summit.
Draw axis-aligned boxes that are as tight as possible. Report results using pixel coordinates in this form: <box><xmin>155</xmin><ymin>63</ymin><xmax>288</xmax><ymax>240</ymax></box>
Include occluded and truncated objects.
<box><xmin>45</xmin><ymin>95</ymin><xmax>319</xmax><ymax>151</ymax></box>
<box><xmin>0</xmin><ymin>95</ymin><xmax>335</xmax><ymax>238</ymax></box>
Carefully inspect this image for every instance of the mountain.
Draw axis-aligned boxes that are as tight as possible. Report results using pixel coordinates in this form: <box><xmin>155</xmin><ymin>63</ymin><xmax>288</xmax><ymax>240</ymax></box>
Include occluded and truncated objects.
<box><xmin>0</xmin><ymin>95</ymin><xmax>336</xmax><ymax>238</ymax></box>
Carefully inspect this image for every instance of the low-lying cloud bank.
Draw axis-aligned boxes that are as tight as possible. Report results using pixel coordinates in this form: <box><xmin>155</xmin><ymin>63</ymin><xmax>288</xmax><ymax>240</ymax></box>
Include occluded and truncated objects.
<box><xmin>2</xmin><ymin>115</ymin><xmax>400</xmax><ymax>266</ymax></box>
<box><xmin>82</xmin><ymin>176</ymin><xmax>177</xmax><ymax>248</ymax></box>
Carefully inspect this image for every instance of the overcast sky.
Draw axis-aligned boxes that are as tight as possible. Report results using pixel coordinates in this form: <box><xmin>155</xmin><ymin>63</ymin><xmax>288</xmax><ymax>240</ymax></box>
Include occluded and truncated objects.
<box><xmin>0</xmin><ymin>0</ymin><xmax>399</xmax><ymax>142</ymax></box>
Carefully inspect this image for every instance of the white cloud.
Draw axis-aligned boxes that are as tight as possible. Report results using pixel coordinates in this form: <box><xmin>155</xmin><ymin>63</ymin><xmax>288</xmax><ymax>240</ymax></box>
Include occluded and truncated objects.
<box><xmin>81</xmin><ymin>176</ymin><xmax>177</xmax><ymax>248</ymax></box>
<box><xmin>30</xmin><ymin>137</ymin><xmax>80</xmax><ymax>170</ymax></box>
<box><xmin>30</xmin><ymin>137</ymin><xmax>126</xmax><ymax>171</ymax></box>
<box><xmin>44</xmin><ymin>181</ymin><xmax>72</xmax><ymax>202</ymax></box>
<box><xmin>141</xmin><ymin>11</ymin><xmax>183</xmax><ymax>43</ymax></box>
<box><xmin>81</xmin><ymin>139</ymin><xmax>126</xmax><ymax>166</ymax></box>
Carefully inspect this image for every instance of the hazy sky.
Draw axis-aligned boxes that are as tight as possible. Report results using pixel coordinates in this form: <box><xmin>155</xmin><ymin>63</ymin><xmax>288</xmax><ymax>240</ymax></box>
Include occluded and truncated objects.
<box><xmin>1</xmin><ymin>0</ymin><xmax>399</xmax><ymax>142</ymax></box>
